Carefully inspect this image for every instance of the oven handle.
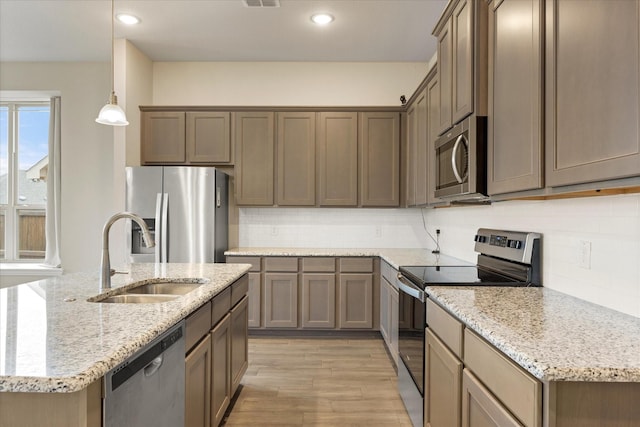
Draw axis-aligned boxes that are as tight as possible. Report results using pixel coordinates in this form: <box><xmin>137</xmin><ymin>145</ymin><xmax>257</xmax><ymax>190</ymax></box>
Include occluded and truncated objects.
<box><xmin>396</xmin><ymin>273</ymin><xmax>426</xmax><ymax>302</ymax></box>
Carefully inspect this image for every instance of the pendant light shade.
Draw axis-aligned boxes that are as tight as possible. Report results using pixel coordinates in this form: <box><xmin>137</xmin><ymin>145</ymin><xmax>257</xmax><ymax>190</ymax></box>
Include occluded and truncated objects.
<box><xmin>96</xmin><ymin>0</ymin><xmax>129</xmax><ymax>126</ymax></box>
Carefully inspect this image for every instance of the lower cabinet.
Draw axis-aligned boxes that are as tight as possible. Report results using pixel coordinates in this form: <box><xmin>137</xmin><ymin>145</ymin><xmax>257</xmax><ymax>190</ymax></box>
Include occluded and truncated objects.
<box><xmin>185</xmin><ymin>335</ymin><xmax>212</xmax><ymax>427</ymax></box>
<box><xmin>425</xmin><ymin>329</ymin><xmax>462</xmax><ymax>427</ymax></box>
<box><xmin>264</xmin><ymin>273</ymin><xmax>298</xmax><ymax>328</ymax></box>
<box><xmin>227</xmin><ymin>256</ymin><xmax>377</xmax><ymax>331</ymax></box>
<box><xmin>379</xmin><ymin>266</ymin><xmax>399</xmax><ymax>365</ymax></box>
<box><xmin>301</xmin><ymin>273</ymin><xmax>336</xmax><ymax>328</ymax></box>
<box><xmin>462</xmin><ymin>369</ymin><xmax>522</xmax><ymax>427</ymax></box>
<box><xmin>210</xmin><ymin>314</ymin><xmax>231</xmax><ymax>427</ymax></box>
<box><xmin>185</xmin><ymin>275</ymin><xmax>249</xmax><ymax>427</ymax></box>
<box><xmin>338</xmin><ymin>273</ymin><xmax>373</xmax><ymax>329</ymax></box>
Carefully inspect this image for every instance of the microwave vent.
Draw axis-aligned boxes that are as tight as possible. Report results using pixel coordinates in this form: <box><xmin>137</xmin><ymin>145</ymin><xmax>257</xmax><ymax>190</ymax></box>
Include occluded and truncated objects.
<box><xmin>243</xmin><ymin>0</ymin><xmax>280</xmax><ymax>7</ymax></box>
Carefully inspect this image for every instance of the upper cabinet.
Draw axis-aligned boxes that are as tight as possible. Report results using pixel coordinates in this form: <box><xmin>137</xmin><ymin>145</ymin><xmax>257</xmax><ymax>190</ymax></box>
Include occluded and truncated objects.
<box><xmin>141</xmin><ymin>110</ymin><xmax>232</xmax><ymax>165</ymax></box>
<box><xmin>487</xmin><ymin>0</ymin><xmax>543</xmax><ymax>195</ymax></box>
<box><xmin>276</xmin><ymin>112</ymin><xmax>316</xmax><ymax>206</ymax></box>
<box><xmin>433</xmin><ymin>0</ymin><xmax>488</xmax><ymax>135</ymax></box>
<box><xmin>359</xmin><ymin>112</ymin><xmax>401</xmax><ymax>207</ymax></box>
<box><xmin>234</xmin><ymin>111</ymin><xmax>275</xmax><ymax>206</ymax></box>
<box><xmin>406</xmin><ymin>86</ymin><xmax>430</xmax><ymax>207</ymax></box>
<box><xmin>317</xmin><ymin>112</ymin><xmax>359</xmax><ymax>207</ymax></box>
<box><xmin>545</xmin><ymin>0</ymin><xmax>640</xmax><ymax>187</ymax></box>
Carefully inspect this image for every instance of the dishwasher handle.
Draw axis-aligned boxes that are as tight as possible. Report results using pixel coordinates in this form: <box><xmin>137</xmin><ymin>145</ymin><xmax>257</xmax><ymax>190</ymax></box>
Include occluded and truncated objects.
<box><xmin>396</xmin><ymin>273</ymin><xmax>426</xmax><ymax>302</ymax></box>
<box><xmin>110</xmin><ymin>325</ymin><xmax>183</xmax><ymax>391</ymax></box>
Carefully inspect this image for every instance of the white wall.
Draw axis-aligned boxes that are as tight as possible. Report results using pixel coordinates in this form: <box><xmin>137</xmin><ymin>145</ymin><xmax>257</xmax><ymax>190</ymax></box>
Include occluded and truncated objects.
<box><xmin>0</xmin><ymin>62</ymin><xmax>114</xmax><ymax>274</ymax></box>
<box><xmin>423</xmin><ymin>195</ymin><xmax>640</xmax><ymax>318</ymax></box>
<box><xmin>239</xmin><ymin>208</ymin><xmax>430</xmax><ymax>248</ymax></box>
<box><xmin>153</xmin><ymin>62</ymin><xmax>429</xmax><ymax>106</ymax></box>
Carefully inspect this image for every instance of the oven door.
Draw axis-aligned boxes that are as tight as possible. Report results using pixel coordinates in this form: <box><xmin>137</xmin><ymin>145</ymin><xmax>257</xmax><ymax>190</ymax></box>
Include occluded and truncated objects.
<box><xmin>396</xmin><ymin>273</ymin><xmax>426</xmax><ymax>427</ymax></box>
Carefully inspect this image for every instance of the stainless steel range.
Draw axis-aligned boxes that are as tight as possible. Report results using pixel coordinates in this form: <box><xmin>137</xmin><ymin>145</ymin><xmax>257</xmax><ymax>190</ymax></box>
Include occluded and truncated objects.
<box><xmin>396</xmin><ymin>228</ymin><xmax>542</xmax><ymax>427</ymax></box>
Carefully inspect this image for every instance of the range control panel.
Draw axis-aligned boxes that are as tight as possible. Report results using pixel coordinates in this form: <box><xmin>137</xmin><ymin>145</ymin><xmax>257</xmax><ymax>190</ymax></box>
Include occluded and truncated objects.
<box><xmin>474</xmin><ymin>228</ymin><xmax>541</xmax><ymax>265</ymax></box>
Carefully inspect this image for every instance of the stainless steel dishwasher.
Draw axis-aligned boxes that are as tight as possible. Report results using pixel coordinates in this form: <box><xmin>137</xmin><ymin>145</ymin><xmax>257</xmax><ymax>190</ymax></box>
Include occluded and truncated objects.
<box><xmin>104</xmin><ymin>321</ymin><xmax>185</xmax><ymax>427</ymax></box>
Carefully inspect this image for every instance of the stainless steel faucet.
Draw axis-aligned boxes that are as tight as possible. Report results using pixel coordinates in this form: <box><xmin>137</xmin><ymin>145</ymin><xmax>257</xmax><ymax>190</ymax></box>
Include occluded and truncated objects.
<box><xmin>101</xmin><ymin>212</ymin><xmax>155</xmax><ymax>289</ymax></box>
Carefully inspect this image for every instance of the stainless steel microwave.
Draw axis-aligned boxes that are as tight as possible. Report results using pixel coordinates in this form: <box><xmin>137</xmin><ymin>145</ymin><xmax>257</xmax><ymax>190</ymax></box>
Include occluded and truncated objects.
<box><xmin>434</xmin><ymin>116</ymin><xmax>488</xmax><ymax>201</ymax></box>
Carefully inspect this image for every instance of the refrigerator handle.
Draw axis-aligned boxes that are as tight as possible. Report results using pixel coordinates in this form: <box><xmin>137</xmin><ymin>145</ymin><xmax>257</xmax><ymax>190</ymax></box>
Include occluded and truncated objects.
<box><xmin>154</xmin><ymin>193</ymin><xmax>163</xmax><ymax>264</ymax></box>
<box><xmin>161</xmin><ymin>193</ymin><xmax>169</xmax><ymax>263</ymax></box>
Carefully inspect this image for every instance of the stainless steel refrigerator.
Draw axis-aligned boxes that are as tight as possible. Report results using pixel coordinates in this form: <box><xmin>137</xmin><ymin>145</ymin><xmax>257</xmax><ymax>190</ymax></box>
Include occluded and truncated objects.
<box><xmin>125</xmin><ymin>166</ymin><xmax>228</xmax><ymax>264</ymax></box>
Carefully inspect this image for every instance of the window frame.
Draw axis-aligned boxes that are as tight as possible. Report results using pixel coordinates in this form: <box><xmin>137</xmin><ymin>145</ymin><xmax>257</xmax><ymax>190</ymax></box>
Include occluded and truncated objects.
<box><xmin>0</xmin><ymin>101</ymin><xmax>50</xmax><ymax>263</ymax></box>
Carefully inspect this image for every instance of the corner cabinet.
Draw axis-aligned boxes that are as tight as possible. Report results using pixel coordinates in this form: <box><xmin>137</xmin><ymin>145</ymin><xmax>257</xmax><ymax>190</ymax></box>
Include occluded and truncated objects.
<box><xmin>141</xmin><ymin>111</ymin><xmax>232</xmax><ymax>165</ymax></box>
<box><xmin>487</xmin><ymin>0</ymin><xmax>543</xmax><ymax>195</ymax></box>
<box><xmin>234</xmin><ymin>112</ymin><xmax>275</xmax><ymax>206</ymax></box>
<box><xmin>545</xmin><ymin>0</ymin><xmax>640</xmax><ymax>187</ymax></box>
<box><xmin>359</xmin><ymin>112</ymin><xmax>401</xmax><ymax>207</ymax></box>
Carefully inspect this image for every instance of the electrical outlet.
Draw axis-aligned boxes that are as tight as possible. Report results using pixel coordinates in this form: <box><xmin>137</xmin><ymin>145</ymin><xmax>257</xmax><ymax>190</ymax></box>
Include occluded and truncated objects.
<box><xmin>270</xmin><ymin>226</ymin><xmax>278</xmax><ymax>236</ymax></box>
<box><xmin>578</xmin><ymin>240</ymin><xmax>591</xmax><ymax>269</ymax></box>
<box><xmin>375</xmin><ymin>226</ymin><xmax>382</xmax><ymax>238</ymax></box>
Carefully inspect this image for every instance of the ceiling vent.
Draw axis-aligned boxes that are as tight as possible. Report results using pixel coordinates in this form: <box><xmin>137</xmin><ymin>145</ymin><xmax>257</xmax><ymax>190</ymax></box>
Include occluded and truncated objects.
<box><xmin>243</xmin><ymin>0</ymin><xmax>280</xmax><ymax>7</ymax></box>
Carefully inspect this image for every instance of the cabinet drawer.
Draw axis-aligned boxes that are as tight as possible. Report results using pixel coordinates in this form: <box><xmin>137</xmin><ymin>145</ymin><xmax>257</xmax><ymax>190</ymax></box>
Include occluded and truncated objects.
<box><xmin>339</xmin><ymin>257</ymin><xmax>373</xmax><ymax>273</ymax></box>
<box><xmin>226</xmin><ymin>256</ymin><xmax>261</xmax><ymax>272</ymax></box>
<box><xmin>464</xmin><ymin>329</ymin><xmax>542</xmax><ymax>427</ymax></box>
<box><xmin>302</xmin><ymin>257</ymin><xmax>335</xmax><ymax>272</ymax></box>
<box><xmin>231</xmin><ymin>274</ymin><xmax>249</xmax><ymax>307</ymax></box>
<box><xmin>427</xmin><ymin>298</ymin><xmax>463</xmax><ymax>359</ymax></box>
<box><xmin>264</xmin><ymin>257</ymin><xmax>298</xmax><ymax>272</ymax></box>
<box><xmin>381</xmin><ymin>260</ymin><xmax>397</xmax><ymax>288</ymax></box>
<box><xmin>212</xmin><ymin>287</ymin><xmax>231</xmax><ymax>327</ymax></box>
<box><xmin>185</xmin><ymin>301</ymin><xmax>212</xmax><ymax>352</ymax></box>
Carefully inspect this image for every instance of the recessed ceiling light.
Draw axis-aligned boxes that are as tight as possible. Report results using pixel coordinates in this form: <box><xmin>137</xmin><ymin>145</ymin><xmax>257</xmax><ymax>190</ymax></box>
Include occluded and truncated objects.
<box><xmin>311</xmin><ymin>13</ymin><xmax>334</xmax><ymax>25</ymax></box>
<box><xmin>116</xmin><ymin>13</ymin><xmax>141</xmax><ymax>25</ymax></box>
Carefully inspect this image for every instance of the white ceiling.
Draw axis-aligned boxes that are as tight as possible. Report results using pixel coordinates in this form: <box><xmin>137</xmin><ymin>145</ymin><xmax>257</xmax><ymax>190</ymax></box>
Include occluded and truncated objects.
<box><xmin>0</xmin><ymin>0</ymin><xmax>448</xmax><ymax>62</ymax></box>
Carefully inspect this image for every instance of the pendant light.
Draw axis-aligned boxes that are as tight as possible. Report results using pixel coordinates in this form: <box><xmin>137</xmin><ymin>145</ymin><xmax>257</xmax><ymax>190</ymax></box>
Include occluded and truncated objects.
<box><xmin>96</xmin><ymin>0</ymin><xmax>129</xmax><ymax>126</ymax></box>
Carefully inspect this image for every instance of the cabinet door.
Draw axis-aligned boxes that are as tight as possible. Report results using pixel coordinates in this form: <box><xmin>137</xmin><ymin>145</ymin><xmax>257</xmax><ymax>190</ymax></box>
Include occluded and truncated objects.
<box><xmin>264</xmin><ymin>273</ymin><xmax>298</xmax><ymax>328</ymax></box>
<box><xmin>185</xmin><ymin>334</ymin><xmax>211</xmax><ymax>427</ymax></box>
<box><xmin>389</xmin><ymin>285</ymin><xmax>399</xmax><ymax>365</ymax></box>
<box><xmin>230</xmin><ymin>296</ymin><xmax>248</xmax><ymax>396</ymax></box>
<box><xmin>276</xmin><ymin>112</ymin><xmax>315</xmax><ymax>206</ymax></box>
<box><xmin>234</xmin><ymin>112</ymin><xmax>275</xmax><ymax>206</ymax></box>
<box><xmin>317</xmin><ymin>112</ymin><xmax>358</xmax><ymax>206</ymax></box>
<box><xmin>141</xmin><ymin>111</ymin><xmax>186</xmax><ymax>164</ymax></box>
<box><xmin>247</xmin><ymin>272</ymin><xmax>261</xmax><ymax>328</ymax></box>
<box><xmin>338</xmin><ymin>273</ymin><xmax>373</xmax><ymax>329</ymax></box>
<box><xmin>301</xmin><ymin>273</ymin><xmax>336</xmax><ymax>329</ymax></box>
<box><xmin>545</xmin><ymin>0</ymin><xmax>640</xmax><ymax>186</ymax></box>
<box><xmin>461</xmin><ymin>369</ymin><xmax>522</xmax><ymax>427</ymax></box>
<box><xmin>210</xmin><ymin>314</ymin><xmax>231</xmax><ymax>427</ymax></box>
<box><xmin>359</xmin><ymin>112</ymin><xmax>400</xmax><ymax>207</ymax></box>
<box><xmin>452</xmin><ymin>0</ymin><xmax>474</xmax><ymax>124</ymax></box>
<box><xmin>379</xmin><ymin>276</ymin><xmax>391</xmax><ymax>342</ymax></box>
<box><xmin>427</xmin><ymin>74</ymin><xmax>442</xmax><ymax>205</ymax></box>
<box><xmin>437</xmin><ymin>18</ymin><xmax>454</xmax><ymax>134</ymax></box>
<box><xmin>186</xmin><ymin>112</ymin><xmax>231</xmax><ymax>164</ymax></box>
<box><xmin>425</xmin><ymin>329</ymin><xmax>462</xmax><ymax>427</ymax></box>
<box><xmin>415</xmin><ymin>89</ymin><xmax>429</xmax><ymax>205</ymax></box>
<box><xmin>488</xmin><ymin>0</ymin><xmax>543</xmax><ymax>195</ymax></box>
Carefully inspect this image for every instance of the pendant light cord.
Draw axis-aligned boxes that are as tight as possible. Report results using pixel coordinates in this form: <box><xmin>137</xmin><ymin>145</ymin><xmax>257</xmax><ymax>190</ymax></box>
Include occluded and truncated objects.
<box><xmin>110</xmin><ymin>0</ymin><xmax>115</xmax><ymax>100</ymax></box>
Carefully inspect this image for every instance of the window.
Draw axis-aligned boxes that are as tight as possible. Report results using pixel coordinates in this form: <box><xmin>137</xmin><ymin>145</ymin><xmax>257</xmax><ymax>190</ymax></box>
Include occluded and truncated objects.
<box><xmin>0</xmin><ymin>102</ymin><xmax>50</xmax><ymax>262</ymax></box>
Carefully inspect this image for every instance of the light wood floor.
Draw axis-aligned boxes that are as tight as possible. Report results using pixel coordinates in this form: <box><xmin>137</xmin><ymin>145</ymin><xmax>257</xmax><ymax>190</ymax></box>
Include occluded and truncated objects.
<box><xmin>222</xmin><ymin>337</ymin><xmax>413</xmax><ymax>427</ymax></box>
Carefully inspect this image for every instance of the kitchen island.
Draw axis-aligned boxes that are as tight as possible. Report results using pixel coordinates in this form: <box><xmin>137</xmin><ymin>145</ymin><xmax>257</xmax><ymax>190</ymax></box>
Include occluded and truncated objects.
<box><xmin>0</xmin><ymin>262</ymin><xmax>251</xmax><ymax>425</ymax></box>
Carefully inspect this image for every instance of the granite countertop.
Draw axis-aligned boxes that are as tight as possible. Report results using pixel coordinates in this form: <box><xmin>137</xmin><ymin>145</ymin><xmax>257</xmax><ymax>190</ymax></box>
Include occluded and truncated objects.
<box><xmin>426</xmin><ymin>286</ymin><xmax>640</xmax><ymax>383</ymax></box>
<box><xmin>227</xmin><ymin>247</ymin><xmax>640</xmax><ymax>383</ymax></box>
<box><xmin>225</xmin><ymin>247</ymin><xmax>472</xmax><ymax>269</ymax></box>
<box><xmin>0</xmin><ymin>262</ymin><xmax>250</xmax><ymax>393</ymax></box>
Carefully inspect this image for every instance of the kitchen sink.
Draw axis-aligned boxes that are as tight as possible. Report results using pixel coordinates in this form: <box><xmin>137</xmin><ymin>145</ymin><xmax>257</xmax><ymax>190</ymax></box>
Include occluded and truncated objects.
<box><xmin>125</xmin><ymin>282</ymin><xmax>202</xmax><ymax>295</ymax></box>
<box><xmin>88</xmin><ymin>278</ymin><xmax>209</xmax><ymax>303</ymax></box>
<box><xmin>98</xmin><ymin>294</ymin><xmax>179</xmax><ymax>304</ymax></box>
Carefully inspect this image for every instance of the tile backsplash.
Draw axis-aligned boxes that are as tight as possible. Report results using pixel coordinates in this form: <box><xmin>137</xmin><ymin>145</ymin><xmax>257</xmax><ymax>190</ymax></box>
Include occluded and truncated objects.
<box><xmin>238</xmin><ymin>194</ymin><xmax>640</xmax><ymax>318</ymax></box>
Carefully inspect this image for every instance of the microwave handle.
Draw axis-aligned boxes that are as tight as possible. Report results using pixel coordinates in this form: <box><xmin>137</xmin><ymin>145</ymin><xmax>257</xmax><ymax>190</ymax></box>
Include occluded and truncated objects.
<box><xmin>451</xmin><ymin>134</ymin><xmax>468</xmax><ymax>184</ymax></box>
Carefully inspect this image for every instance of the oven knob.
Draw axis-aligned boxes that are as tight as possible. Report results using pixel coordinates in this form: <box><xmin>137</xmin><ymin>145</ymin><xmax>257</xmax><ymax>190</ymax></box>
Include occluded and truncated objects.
<box><xmin>508</xmin><ymin>239</ymin><xmax>522</xmax><ymax>249</ymax></box>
